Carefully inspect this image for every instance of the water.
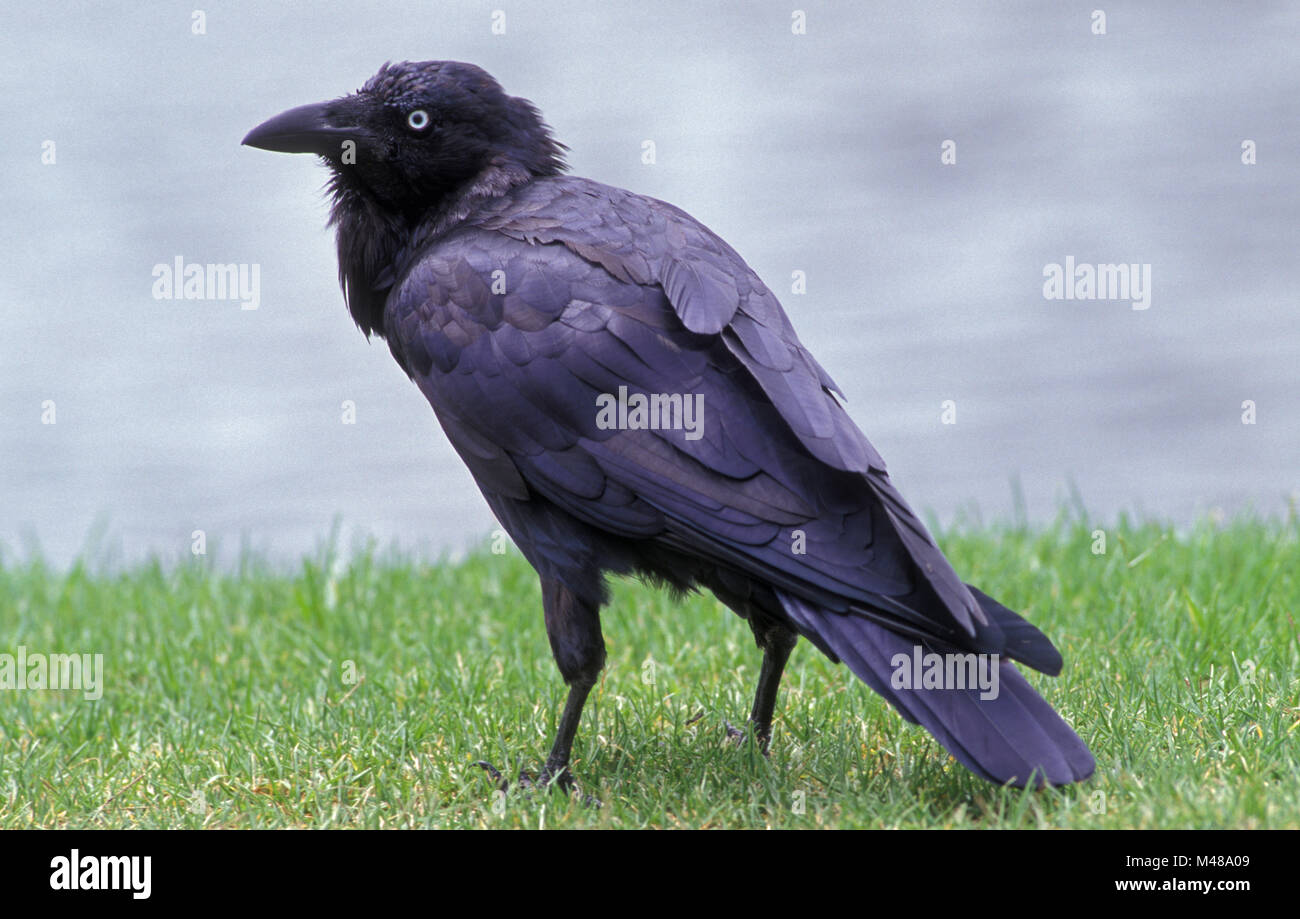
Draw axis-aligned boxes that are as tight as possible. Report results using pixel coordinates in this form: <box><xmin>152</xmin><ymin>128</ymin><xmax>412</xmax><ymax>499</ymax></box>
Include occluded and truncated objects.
<box><xmin>1</xmin><ymin>1</ymin><xmax>1297</xmax><ymax>567</ymax></box>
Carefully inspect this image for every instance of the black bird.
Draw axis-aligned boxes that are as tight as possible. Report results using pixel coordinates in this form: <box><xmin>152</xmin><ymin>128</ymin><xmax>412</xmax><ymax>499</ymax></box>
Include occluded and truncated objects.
<box><xmin>244</xmin><ymin>61</ymin><xmax>1094</xmax><ymax>790</ymax></box>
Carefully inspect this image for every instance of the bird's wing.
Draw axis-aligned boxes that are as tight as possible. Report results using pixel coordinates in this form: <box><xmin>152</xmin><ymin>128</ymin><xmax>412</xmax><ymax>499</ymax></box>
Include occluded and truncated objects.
<box><xmin>386</xmin><ymin>177</ymin><xmax>985</xmax><ymax>646</ymax></box>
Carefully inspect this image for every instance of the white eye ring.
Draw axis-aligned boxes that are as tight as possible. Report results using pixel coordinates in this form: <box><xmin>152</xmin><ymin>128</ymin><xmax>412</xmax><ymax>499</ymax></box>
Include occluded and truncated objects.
<box><xmin>406</xmin><ymin>109</ymin><xmax>431</xmax><ymax>131</ymax></box>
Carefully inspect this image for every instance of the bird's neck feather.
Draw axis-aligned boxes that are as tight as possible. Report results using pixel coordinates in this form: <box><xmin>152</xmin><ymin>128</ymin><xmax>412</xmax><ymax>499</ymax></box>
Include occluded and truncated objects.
<box><xmin>327</xmin><ymin>160</ymin><xmax>537</xmax><ymax>339</ymax></box>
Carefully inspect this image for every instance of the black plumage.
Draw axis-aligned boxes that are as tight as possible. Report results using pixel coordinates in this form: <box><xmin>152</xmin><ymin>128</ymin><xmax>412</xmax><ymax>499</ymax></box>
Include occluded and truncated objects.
<box><xmin>244</xmin><ymin>60</ymin><xmax>1094</xmax><ymax>789</ymax></box>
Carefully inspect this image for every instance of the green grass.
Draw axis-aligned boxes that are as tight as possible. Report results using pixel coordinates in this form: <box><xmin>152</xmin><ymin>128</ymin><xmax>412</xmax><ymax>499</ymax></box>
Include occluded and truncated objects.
<box><xmin>1</xmin><ymin>516</ymin><xmax>1297</xmax><ymax>828</ymax></box>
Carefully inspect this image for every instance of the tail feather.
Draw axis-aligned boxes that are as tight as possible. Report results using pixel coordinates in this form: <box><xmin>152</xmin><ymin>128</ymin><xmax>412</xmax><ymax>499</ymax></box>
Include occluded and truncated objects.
<box><xmin>779</xmin><ymin>591</ymin><xmax>1094</xmax><ymax>787</ymax></box>
<box><xmin>966</xmin><ymin>584</ymin><xmax>1063</xmax><ymax>677</ymax></box>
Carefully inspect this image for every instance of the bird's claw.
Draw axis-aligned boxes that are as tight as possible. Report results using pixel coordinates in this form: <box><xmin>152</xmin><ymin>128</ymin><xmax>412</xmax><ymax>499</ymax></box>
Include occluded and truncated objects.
<box><xmin>474</xmin><ymin>760</ymin><xmax>510</xmax><ymax>790</ymax></box>
<box><xmin>474</xmin><ymin>760</ymin><xmax>553</xmax><ymax>791</ymax></box>
<box><xmin>724</xmin><ymin>721</ymin><xmax>773</xmax><ymax>756</ymax></box>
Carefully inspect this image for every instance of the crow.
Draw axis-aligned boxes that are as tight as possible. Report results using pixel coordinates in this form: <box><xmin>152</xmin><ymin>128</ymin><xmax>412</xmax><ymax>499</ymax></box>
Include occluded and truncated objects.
<box><xmin>244</xmin><ymin>60</ymin><xmax>1095</xmax><ymax>791</ymax></box>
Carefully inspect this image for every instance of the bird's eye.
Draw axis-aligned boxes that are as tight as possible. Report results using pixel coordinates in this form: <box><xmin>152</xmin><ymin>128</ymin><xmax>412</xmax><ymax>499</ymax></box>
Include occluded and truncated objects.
<box><xmin>406</xmin><ymin>109</ymin><xmax>431</xmax><ymax>132</ymax></box>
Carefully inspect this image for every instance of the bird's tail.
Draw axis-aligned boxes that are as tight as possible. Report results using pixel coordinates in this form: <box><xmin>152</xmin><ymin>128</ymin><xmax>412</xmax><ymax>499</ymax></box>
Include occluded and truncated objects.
<box><xmin>777</xmin><ymin>590</ymin><xmax>1095</xmax><ymax>787</ymax></box>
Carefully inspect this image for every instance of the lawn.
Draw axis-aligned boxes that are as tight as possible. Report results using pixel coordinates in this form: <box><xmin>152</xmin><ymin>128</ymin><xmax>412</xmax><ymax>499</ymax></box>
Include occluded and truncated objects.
<box><xmin>1</xmin><ymin>516</ymin><xmax>1296</xmax><ymax>828</ymax></box>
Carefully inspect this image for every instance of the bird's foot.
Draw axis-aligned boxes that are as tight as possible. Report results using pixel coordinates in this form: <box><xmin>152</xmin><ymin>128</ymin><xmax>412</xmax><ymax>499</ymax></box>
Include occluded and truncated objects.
<box><xmin>474</xmin><ymin>760</ymin><xmax>600</xmax><ymax>807</ymax></box>
<box><xmin>723</xmin><ymin>720</ymin><xmax>773</xmax><ymax>756</ymax></box>
<box><xmin>475</xmin><ymin>759</ymin><xmax>564</xmax><ymax>792</ymax></box>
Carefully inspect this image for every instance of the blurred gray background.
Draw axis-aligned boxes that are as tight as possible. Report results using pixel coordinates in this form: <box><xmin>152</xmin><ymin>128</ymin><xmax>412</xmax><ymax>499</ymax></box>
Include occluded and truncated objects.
<box><xmin>1</xmin><ymin>1</ymin><xmax>1296</xmax><ymax>567</ymax></box>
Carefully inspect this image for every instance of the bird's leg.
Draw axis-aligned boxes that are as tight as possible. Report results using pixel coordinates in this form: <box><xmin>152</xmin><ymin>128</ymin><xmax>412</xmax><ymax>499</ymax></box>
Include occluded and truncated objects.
<box><xmin>748</xmin><ymin>624</ymin><xmax>798</xmax><ymax>751</ymax></box>
<box><xmin>478</xmin><ymin>575</ymin><xmax>605</xmax><ymax>798</ymax></box>
<box><xmin>536</xmin><ymin>576</ymin><xmax>605</xmax><ymax>791</ymax></box>
<box><xmin>538</xmin><ymin>675</ymin><xmax>596</xmax><ymax>791</ymax></box>
<box><xmin>729</xmin><ymin>617</ymin><xmax>799</xmax><ymax>754</ymax></box>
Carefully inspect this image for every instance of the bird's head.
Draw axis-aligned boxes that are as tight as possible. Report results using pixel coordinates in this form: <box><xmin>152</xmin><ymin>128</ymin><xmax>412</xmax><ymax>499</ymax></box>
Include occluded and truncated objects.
<box><xmin>244</xmin><ymin>61</ymin><xmax>566</xmax><ymax>336</ymax></box>
<box><xmin>243</xmin><ymin>60</ymin><xmax>566</xmax><ymax>218</ymax></box>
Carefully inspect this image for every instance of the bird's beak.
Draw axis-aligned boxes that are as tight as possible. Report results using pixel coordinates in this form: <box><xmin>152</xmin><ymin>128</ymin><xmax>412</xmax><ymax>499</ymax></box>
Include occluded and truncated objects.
<box><xmin>242</xmin><ymin>102</ymin><xmax>360</xmax><ymax>156</ymax></box>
